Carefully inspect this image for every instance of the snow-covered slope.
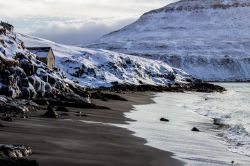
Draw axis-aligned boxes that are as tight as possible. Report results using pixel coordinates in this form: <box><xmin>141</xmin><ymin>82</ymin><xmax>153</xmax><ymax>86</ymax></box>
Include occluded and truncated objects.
<box><xmin>0</xmin><ymin>29</ymin><xmax>90</xmax><ymax>105</ymax></box>
<box><xmin>18</xmin><ymin>33</ymin><xmax>192</xmax><ymax>88</ymax></box>
<box><xmin>89</xmin><ymin>0</ymin><xmax>250</xmax><ymax>81</ymax></box>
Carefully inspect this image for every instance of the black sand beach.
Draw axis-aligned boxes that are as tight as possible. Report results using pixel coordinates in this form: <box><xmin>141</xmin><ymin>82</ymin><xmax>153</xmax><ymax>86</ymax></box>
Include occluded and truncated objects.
<box><xmin>0</xmin><ymin>92</ymin><xmax>184</xmax><ymax>166</ymax></box>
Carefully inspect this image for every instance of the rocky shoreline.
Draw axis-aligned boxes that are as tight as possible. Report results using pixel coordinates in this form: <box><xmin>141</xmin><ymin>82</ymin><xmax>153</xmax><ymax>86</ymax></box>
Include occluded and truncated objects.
<box><xmin>0</xmin><ymin>28</ymin><xmax>226</xmax><ymax>165</ymax></box>
<box><xmin>0</xmin><ymin>81</ymin><xmax>225</xmax><ymax>165</ymax></box>
<box><xmin>0</xmin><ymin>92</ymin><xmax>185</xmax><ymax>166</ymax></box>
<box><xmin>94</xmin><ymin>80</ymin><xmax>226</xmax><ymax>93</ymax></box>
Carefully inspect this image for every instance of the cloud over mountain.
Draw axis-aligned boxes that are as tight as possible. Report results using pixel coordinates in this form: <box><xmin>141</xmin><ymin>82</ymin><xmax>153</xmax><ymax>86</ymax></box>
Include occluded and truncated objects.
<box><xmin>0</xmin><ymin>0</ymin><xmax>177</xmax><ymax>45</ymax></box>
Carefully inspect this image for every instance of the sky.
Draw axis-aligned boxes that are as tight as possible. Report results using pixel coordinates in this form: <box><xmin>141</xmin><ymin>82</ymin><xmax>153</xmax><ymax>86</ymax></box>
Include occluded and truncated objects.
<box><xmin>0</xmin><ymin>0</ymin><xmax>176</xmax><ymax>45</ymax></box>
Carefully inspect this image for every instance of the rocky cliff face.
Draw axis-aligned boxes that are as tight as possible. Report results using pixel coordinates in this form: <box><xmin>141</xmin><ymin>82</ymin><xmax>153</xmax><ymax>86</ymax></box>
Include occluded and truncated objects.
<box><xmin>89</xmin><ymin>0</ymin><xmax>250</xmax><ymax>81</ymax></box>
<box><xmin>0</xmin><ymin>28</ymin><xmax>90</xmax><ymax>114</ymax></box>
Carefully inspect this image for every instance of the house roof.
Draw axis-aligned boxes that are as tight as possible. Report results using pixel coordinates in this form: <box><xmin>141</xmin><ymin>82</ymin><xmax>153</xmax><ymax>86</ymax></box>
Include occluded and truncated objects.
<box><xmin>27</xmin><ymin>47</ymin><xmax>52</xmax><ymax>58</ymax></box>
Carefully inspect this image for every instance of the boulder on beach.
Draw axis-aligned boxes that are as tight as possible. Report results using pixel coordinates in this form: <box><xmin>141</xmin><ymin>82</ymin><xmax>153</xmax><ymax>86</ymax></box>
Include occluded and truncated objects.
<box><xmin>43</xmin><ymin>105</ymin><xmax>59</xmax><ymax>118</ymax></box>
<box><xmin>160</xmin><ymin>118</ymin><xmax>169</xmax><ymax>122</ymax></box>
<box><xmin>213</xmin><ymin>118</ymin><xmax>221</xmax><ymax>126</ymax></box>
<box><xmin>191</xmin><ymin>127</ymin><xmax>200</xmax><ymax>132</ymax></box>
<box><xmin>0</xmin><ymin>144</ymin><xmax>32</xmax><ymax>159</ymax></box>
<box><xmin>0</xmin><ymin>144</ymin><xmax>36</xmax><ymax>166</ymax></box>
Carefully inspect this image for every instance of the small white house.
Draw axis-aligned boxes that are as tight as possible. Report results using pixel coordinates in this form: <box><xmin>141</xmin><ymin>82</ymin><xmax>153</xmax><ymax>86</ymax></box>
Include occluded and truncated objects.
<box><xmin>27</xmin><ymin>47</ymin><xmax>55</xmax><ymax>69</ymax></box>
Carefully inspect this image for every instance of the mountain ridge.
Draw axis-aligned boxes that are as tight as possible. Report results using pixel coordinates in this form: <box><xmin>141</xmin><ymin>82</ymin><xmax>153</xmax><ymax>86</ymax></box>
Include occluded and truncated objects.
<box><xmin>89</xmin><ymin>0</ymin><xmax>250</xmax><ymax>81</ymax></box>
<box><xmin>143</xmin><ymin>0</ymin><xmax>250</xmax><ymax>14</ymax></box>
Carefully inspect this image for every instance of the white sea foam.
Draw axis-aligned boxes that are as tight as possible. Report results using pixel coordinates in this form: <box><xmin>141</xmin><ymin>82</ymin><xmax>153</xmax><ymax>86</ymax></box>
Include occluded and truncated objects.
<box><xmin>123</xmin><ymin>83</ymin><xmax>250</xmax><ymax>165</ymax></box>
<box><xmin>190</xmin><ymin>83</ymin><xmax>250</xmax><ymax>157</ymax></box>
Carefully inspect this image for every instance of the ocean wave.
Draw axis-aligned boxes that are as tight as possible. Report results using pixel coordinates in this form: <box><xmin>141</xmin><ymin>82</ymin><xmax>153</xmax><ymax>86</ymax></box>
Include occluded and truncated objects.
<box><xmin>189</xmin><ymin>83</ymin><xmax>250</xmax><ymax>157</ymax></box>
<box><xmin>222</xmin><ymin>124</ymin><xmax>250</xmax><ymax>156</ymax></box>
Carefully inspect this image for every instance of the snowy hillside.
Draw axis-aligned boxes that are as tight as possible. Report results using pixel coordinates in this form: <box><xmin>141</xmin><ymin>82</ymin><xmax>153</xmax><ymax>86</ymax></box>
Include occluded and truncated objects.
<box><xmin>18</xmin><ymin>33</ymin><xmax>192</xmax><ymax>88</ymax></box>
<box><xmin>0</xmin><ymin>28</ymin><xmax>90</xmax><ymax>107</ymax></box>
<box><xmin>89</xmin><ymin>0</ymin><xmax>250</xmax><ymax>81</ymax></box>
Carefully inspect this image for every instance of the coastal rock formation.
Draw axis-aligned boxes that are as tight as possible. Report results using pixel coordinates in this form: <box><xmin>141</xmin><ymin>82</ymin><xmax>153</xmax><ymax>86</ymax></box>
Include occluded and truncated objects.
<box><xmin>0</xmin><ymin>28</ymin><xmax>91</xmax><ymax>114</ymax></box>
<box><xmin>17</xmin><ymin>27</ymin><xmax>226</xmax><ymax>92</ymax></box>
<box><xmin>0</xmin><ymin>144</ymin><xmax>38</xmax><ymax>166</ymax></box>
<box><xmin>0</xmin><ymin>144</ymin><xmax>32</xmax><ymax>159</ymax></box>
<box><xmin>90</xmin><ymin>91</ymin><xmax>128</xmax><ymax>101</ymax></box>
<box><xmin>4</xmin><ymin>99</ymin><xmax>38</xmax><ymax>113</ymax></box>
<box><xmin>186</xmin><ymin>80</ymin><xmax>226</xmax><ymax>92</ymax></box>
<box><xmin>89</xmin><ymin>0</ymin><xmax>250</xmax><ymax>81</ymax></box>
<box><xmin>96</xmin><ymin>81</ymin><xmax>225</xmax><ymax>93</ymax></box>
<box><xmin>18</xmin><ymin>33</ymin><xmax>195</xmax><ymax>88</ymax></box>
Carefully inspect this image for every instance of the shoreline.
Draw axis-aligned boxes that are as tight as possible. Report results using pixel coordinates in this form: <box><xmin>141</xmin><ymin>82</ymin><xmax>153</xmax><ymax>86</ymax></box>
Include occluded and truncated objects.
<box><xmin>0</xmin><ymin>92</ymin><xmax>184</xmax><ymax>166</ymax></box>
<box><xmin>126</xmin><ymin>89</ymin><xmax>250</xmax><ymax>166</ymax></box>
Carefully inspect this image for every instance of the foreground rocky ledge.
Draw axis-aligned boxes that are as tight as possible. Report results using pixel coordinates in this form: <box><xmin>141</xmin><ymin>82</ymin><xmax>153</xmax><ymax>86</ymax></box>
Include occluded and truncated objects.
<box><xmin>0</xmin><ymin>144</ymin><xmax>38</xmax><ymax>166</ymax></box>
<box><xmin>0</xmin><ymin>144</ymin><xmax>32</xmax><ymax>159</ymax></box>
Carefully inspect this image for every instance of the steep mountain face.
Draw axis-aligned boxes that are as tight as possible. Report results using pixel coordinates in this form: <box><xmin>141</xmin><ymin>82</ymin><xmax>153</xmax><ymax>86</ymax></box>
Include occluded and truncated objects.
<box><xmin>89</xmin><ymin>0</ymin><xmax>250</xmax><ymax>81</ymax></box>
<box><xmin>18</xmin><ymin>33</ymin><xmax>193</xmax><ymax>88</ymax></box>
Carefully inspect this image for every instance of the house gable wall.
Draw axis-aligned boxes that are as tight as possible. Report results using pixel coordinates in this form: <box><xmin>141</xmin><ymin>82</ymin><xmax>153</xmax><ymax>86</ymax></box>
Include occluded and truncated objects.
<box><xmin>47</xmin><ymin>49</ymin><xmax>55</xmax><ymax>69</ymax></box>
<box><xmin>27</xmin><ymin>47</ymin><xmax>55</xmax><ymax>69</ymax></box>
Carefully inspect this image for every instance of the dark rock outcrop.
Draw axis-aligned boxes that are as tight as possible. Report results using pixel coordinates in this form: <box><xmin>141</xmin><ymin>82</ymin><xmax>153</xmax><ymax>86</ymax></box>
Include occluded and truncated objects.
<box><xmin>0</xmin><ymin>99</ymin><xmax>39</xmax><ymax>115</ymax></box>
<box><xmin>43</xmin><ymin>105</ymin><xmax>58</xmax><ymax>118</ymax></box>
<box><xmin>94</xmin><ymin>80</ymin><xmax>226</xmax><ymax>93</ymax></box>
<box><xmin>188</xmin><ymin>80</ymin><xmax>226</xmax><ymax>93</ymax></box>
<box><xmin>160</xmin><ymin>118</ymin><xmax>169</xmax><ymax>122</ymax></box>
<box><xmin>0</xmin><ymin>145</ymin><xmax>32</xmax><ymax>159</ymax></box>
<box><xmin>34</xmin><ymin>98</ymin><xmax>108</xmax><ymax>109</ymax></box>
<box><xmin>0</xmin><ymin>144</ymin><xmax>37</xmax><ymax>166</ymax></box>
<box><xmin>191</xmin><ymin>127</ymin><xmax>200</xmax><ymax>132</ymax></box>
<box><xmin>91</xmin><ymin>91</ymin><xmax>128</xmax><ymax>101</ymax></box>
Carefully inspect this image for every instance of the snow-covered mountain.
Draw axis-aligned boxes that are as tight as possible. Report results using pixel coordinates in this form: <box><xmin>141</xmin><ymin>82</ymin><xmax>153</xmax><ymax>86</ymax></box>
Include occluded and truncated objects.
<box><xmin>89</xmin><ymin>0</ymin><xmax>250</xmax><ymax>81</ymax></box>
<box><xmin>18</xmin><ymin>33</ymin><xmax>192</xmax><ymax>88</ymax></box>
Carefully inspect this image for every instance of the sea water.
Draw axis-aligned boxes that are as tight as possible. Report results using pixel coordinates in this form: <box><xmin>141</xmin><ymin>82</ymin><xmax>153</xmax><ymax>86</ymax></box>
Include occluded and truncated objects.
<box><xmin>124</xmin><ymin>83</ymin><xmax>250</xmax><ymax>165</ymax></box>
